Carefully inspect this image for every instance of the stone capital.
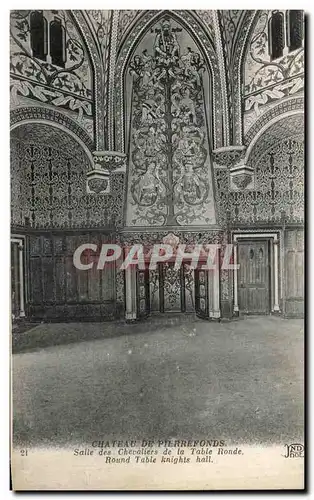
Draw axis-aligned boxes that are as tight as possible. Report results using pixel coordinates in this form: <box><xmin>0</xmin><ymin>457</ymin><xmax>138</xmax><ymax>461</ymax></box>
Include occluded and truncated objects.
<box><xmin>230</xmin><ymin>161</ymin><xmax>254</xmax><ymax>191</ymax></box>
<box><xmin>87</xmin><ymin>151</ymin><xmax>127</xmax><ymax>194</ymax></box>
<box><xmin>212</xmin><ymin>146</ymin><xmax>246</xmax><ymax>168</ymax></box>
<box><xmin>93</xmin><ymin>151</ymin><xmax>127</xmax><ymax>172</ymax></box>
<box><xmin>86</xmin><ymin>169</ymin><xmax>110</xmax><ymax>194</ymax></box>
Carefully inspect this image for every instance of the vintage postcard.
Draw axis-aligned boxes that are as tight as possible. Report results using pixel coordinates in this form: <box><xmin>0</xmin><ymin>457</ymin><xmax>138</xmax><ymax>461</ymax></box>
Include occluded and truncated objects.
<box><xmin>10</xmin><ymin>8</ymin><xmax>304</xmax><ymax>490</ymax></box>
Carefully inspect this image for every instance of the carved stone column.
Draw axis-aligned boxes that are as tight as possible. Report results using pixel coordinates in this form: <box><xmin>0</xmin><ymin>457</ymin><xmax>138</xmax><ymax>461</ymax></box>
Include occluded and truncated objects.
<box><xmin>86</xmin><ymin>151</ymin><xmax>126</xmax><ymax>194</ymax></box>
<box><xmin>125</xmin><ymin>266</ymin><xmax>137</xmax><ymax>321</ymax></box>
<box><xmin>210</xmin><ymin>265</ymin><xmax>221</xmax><ymax>319</ymax></box>
<box><xmin>232</xmin><ymin>240</ymin><xmax>239</xmax><ymax>314</ymax></box>
<box><xmin>18</xmin><ymin>242</ymin><xmax>25</xmax><ymax>318</ymax></box>
<box><xmin>273</xmin><ymin>238</ymin><xmax>280</xmax><ymax>312</ymax></box>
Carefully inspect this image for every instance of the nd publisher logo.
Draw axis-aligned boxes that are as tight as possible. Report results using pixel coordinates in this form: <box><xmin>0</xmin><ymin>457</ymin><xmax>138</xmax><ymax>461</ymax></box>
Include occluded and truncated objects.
<box><xmin>284</xmin><ymin>443</ymin><xmax>304</xmax><ymax>458</ymax></box>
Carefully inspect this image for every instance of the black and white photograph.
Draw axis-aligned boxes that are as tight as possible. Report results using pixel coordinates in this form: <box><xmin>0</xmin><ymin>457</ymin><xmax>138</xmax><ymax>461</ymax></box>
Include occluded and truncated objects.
<box><xmin>9</xmin><ymin>7</ymin><xmax>304</xmax><ymax>490</ymax></box>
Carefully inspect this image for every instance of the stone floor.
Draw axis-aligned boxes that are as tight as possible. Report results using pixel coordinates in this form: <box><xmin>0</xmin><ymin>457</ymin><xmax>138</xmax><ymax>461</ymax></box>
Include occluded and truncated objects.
<box><xmin>12</xmin><ymin>316</ymin><xmax>304</xmax><ymax>448</ymax></box>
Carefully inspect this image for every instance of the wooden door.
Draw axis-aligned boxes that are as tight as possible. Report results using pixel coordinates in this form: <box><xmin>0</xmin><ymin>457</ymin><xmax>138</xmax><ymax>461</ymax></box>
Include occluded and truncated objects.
<box><xmin>284</xmin><ymin>229</ymin><xmax>304</xmax><ymax>316</ymax></box>
<box><xmin>238</xmin><ymin>240</ymin><xmax>270</xmax><ymax>314</ymax></box>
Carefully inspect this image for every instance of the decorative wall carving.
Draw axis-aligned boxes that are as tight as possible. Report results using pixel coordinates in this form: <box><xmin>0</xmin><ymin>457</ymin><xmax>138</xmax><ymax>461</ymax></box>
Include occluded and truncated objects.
<box><xmin>230</xmin><ymin>9</ymin><xmax>257</xmax><ymax>145</ymax></box>
<box><xmin>231</xmin><ymin>172</ymin><xmax>253</xmax><ymax>190</ymax></box>
<box><xmin>85</xmin><ymin>10</ymin><xmax>112</xmax><ymax>136</ymax></box>
<box><xmin>11</xmin><ymin>124</ymin><xmax>124</xmax><ymax>228</ymax></box>
<box><xmin>115</xmin><ymin>10</ymin><xmax>225</xmax><ymax>154</ymax></box>
<box><xmin>229</xmin><ymin>138</ymin><xmax>304</xmax><ymax>223</ymax></box>
<box><xmin>243</xmin><ymin>10</ymin><xmax>304</xmax><ymax>133</ymax></box>
<box><xmin>244</xmin><ymin>96</ymin><xmax>304</xmax><ymax>145</ymax></box>
<box><xmin>92</xmin><ymin>151</ymin><xmax>127</xmax><ymax>172</ymax></box>
<box><xmin>10</xmin><ymin>10</ymin><xmax>94</xmax><ymax>136</ymax></box>
<box><xmin>10</xmin><ymin>106</ymin><xmax>94</xmax><ymax>151</ymax></box>
<box><xmin>117</xmin><ymin>10</ymin><xmax>141</xmax><ymax>46</ymax></box>
<box><xmin>218</xmin><ymin>10</ymin><xmax>244</xmax><ymax>143</ymax></box>
<box><xmin>120</xmin><ymin>230</ymin><xmax>224</xmax><ymax>248</ymax></box>
<box><xmin>244</xmin><ymin>11</ymin><xmax>304</xmax><ymax>96</ymax></box>
<box><xmin>247</xmin><ymin>113</ymin><xmax>304</xmax><ymax>166</ymax></box>
<box><xmin>212</xmin><ymin>146</ymin><xmax>246</xmax><ymax>167</ymax></box>
<box><xmin>87</xmin><ymin>151</ymin><xmax>127</xmax><ymax>196</ymax></box>
<box><xmin>125</xmin><ymin>17</ymin><xmax>216</xmax><ymax>227</ymax></box>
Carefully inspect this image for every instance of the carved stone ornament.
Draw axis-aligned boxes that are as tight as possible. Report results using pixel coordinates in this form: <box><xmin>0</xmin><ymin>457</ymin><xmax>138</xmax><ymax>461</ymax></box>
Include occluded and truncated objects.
<box><xmin>230</xmin><ymin>161</ymin><xmax>254</xmax><ymax>191</ymax></box>
<box><xmin>162</xmin><ymin>233</ymin><xmax>180</xmax><ymax>248</ymax></box>
<box><xmin>212</xmin><ymin>145</ymin><xmax>246</xmax><ymax>167</ymax></box>
<box><xmin>86</xmin><ymin>169</ymin><xmax>110</xmax><ymax>194</ymax></box>
<box><xmin>93</xmin><ymin>151</ymin><xmax>127</xmax><ymax>172</ymax></box>
<box><xmin>232</xmin><ymin>173</ymin><xmax>252</xmax><ymax>190</ymax></box>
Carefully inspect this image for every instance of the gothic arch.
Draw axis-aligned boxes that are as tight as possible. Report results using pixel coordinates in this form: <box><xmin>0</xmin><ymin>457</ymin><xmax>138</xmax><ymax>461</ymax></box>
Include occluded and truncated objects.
<box><xmin>10</xmin><ymin>107</ymin><xmax>94</xmax><ymax>166</ymax></box>
<box><xmin>113</xmin><ymin>10</ymin><xmax>226</xmax><ymax>153</ymax></box>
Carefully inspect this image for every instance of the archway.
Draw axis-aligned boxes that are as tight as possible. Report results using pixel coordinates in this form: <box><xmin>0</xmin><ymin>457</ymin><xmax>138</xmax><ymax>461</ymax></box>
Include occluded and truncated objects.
<box><xmin>232</xmin><ymin>113</ymin><xmax>304</xmax><ymax>317</ymax></box>
<box><xmin>115</xmin><ymin>10</ymin><xmax>225</xmax><ymax>153</ymax></box>
<box><xmin>10</xmin><ymin>122</ymin><xmax>117</xmax><ymax>321</ymax></box>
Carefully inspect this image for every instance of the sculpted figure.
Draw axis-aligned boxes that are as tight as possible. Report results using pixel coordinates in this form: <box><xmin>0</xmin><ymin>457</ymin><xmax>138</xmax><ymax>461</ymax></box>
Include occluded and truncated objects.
<box><xmin>136</xmin><ymin>162</ymin><xmax>163</xmax><ymax>205</ymax></box>
<box><xmin>154</xmin><ymin>19</ymin><xmax>180</xmax><ymax>65</ymax></box>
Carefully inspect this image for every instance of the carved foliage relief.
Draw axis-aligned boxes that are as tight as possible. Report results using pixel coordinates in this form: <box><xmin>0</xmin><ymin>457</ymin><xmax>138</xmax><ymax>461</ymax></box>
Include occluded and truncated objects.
<box><xmin>10</xmin><ymin>10</ymin><xmax>93</xmax><ymax>137</ymax></box>
<box><xmin>243</xmin><ymin>11</ymin><xmax>304</xmax><ymax>134</ymax></box>
<box><xmin>126</xmin><ymin>17</ymin><xmax>216</xmax><ymax>227</ymax></box>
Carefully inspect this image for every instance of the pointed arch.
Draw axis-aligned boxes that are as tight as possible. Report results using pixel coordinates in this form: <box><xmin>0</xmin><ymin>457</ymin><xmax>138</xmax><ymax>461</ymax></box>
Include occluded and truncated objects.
<box><xmin>114</xmin><ymin>9</ymin><xmax>226</xmax><ymax>153</ymax></box>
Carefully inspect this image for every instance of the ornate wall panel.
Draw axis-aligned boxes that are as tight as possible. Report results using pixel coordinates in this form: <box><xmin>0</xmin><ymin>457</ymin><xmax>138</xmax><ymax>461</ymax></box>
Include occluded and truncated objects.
<box><xmin>11</xmin><ymin>124</ymin><xmax>124</xmax><ymax>229</ymax></box>
<box><xmin>243</xmin><ymin>10</ymin><xmax>304</xmax><ymax>135</ymax></box>
<box><xmin>28</xmin><ymin>233</ymin><xmax>117</xmax><ymax>320</ymax></box>
<box><xmin>124</xmin><ymin>16</ymin><xmax>216</xmax><ymax>227</ymax></box>
<box><xmin>146</xmin><ymin>263</ymin><xmax>195</xmax><ymax>313</ymax></box>
<box><xmin>10</xmin><ymin>10</ymin><xmax>95</xmax><ymax>139</ymax></box>
<box><xmin>218</xmin><ymin>10</ymin><xmax>243</xmax><ymax>144</ymax></box>
<box><xmin>229</xmin><ymin>137</ymin><xmax>304</xmax><ymax>224</ymax></box>
<box><xmin>10</xmin><ymin>106</ymin><xmax>94</xmax><ymax>152</ymax></box>
<box><xmin>85</xmin><ymin>10</ymin><xmax>112</xmax><ymax>142</ymax></box>
<box><xmin>117</xmin><ymin>10</ymin><xmax>141</xmax><ymax>47</ymax></box>
<box><xmin>115</xmin><ymin>10</ymin><xmax>225</xmax><ymax>153</ymax></box>
<box><xmin>244</xmin><ymin>96</ymin><xmax>304</xmax><ymax>146</ymax></box>
<box><xmin>230</xmin><ymin>9</ymin><xmax>257</xmax><ymax>144</ymax></box>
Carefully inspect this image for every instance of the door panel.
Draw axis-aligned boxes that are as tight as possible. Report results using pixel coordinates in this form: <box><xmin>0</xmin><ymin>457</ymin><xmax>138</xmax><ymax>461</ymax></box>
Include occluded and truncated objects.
<box><xmin>162</xmin><ymin>263</ymin><xmax>184</xmax><ymax>313</ymax></box>
<box><xmin>238</xmin><ymin>240</ymin><xmax>270</xmax><ymax>314</ymax></box>
<box><xmin>195</xmin><ymin>268</ymin><xmax>209</xmax><ymax>318</ymax></box>
<box><xmin>285</xmin><ymin>229</ymin><xmax>304</xmax><ymax>316</ymax></box>
<box><xmin>147</xmin><ymin>263</ymin><xmax>196</xmax><ymax>314</ymax></box>
<box><xmin>136</xmin><ymin>268</ymin><xmax>150</xmax><ymax>318</ymax></box>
